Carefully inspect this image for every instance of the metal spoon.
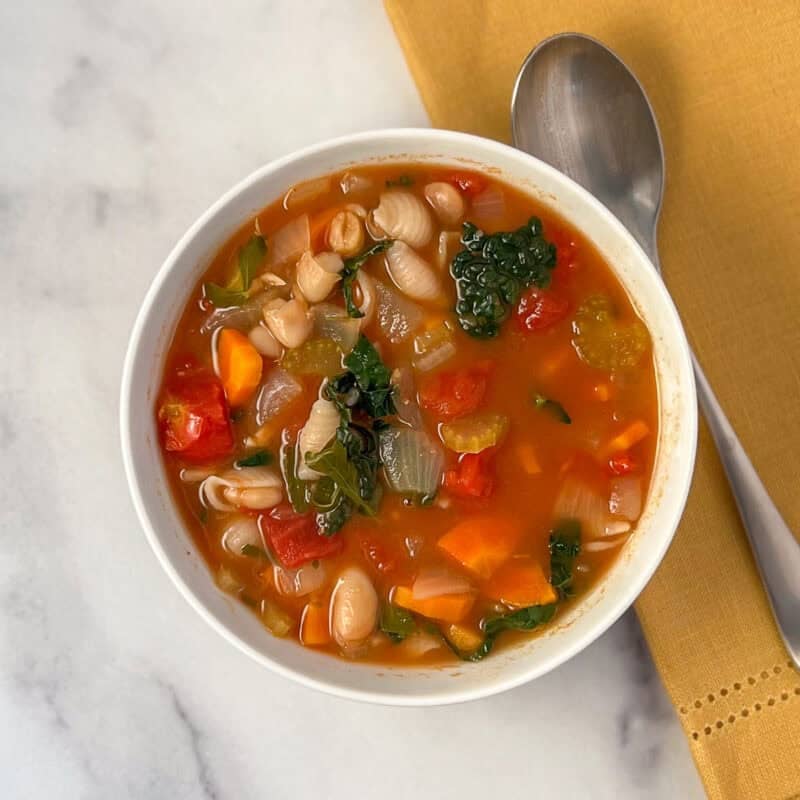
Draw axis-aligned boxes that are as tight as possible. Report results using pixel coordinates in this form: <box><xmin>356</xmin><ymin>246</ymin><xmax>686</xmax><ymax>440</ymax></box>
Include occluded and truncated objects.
<box><xmin>511</xmin><ymin>32</ymin><xmax>800</xmax><ymax>668</ymax></box>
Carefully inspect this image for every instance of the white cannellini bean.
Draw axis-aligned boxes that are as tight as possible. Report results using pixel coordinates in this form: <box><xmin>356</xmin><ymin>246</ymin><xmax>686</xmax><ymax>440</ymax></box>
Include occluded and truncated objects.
<box><xmin>248</xmin><ymin>324</ymin><xmax>283</xmax><ymax>358</ymax></box>
<box><xmin>330</xmin><ymin>567</ymin><xmax>378</xmax><ymax>655</ymax></box>
<box><xmin>327</xmin><ymin>210</ymin><xmax>365</xmax><ymax>257</ymax></box>
<box><xmin>385</xmin><ymin>241</ymin><xmax>442</xmax><ymax>302</ymax></box>
<box><xmin>372</xmin><ymin>191</ymin><xmax>434</xmax><ymax>248</ymax></box>
<box><xmin>424</xmin><ymin>181</ymin><xmax>466</xmax><ymax>226</ymax></box>
<box><xmin>297</xmin><ymin>398</ymin><xmax>340</xmax><ymax>480</ymax></box>
<box><xmin>200</xmin><ymin>467</ymin><xmax>283</xmax><ymax>512</ymax></box>
<box><xmin>221</xmin><ymin>515</ymin><xmax>263</xmax><ymax>555</ymax></box>
<box><xmin>262</xmin><ymin>297</ymin><xmax>313</xmax><ymax>349</ymax></box>
<box><xmin>295</xmin><ymin>250</ymin><xmax>343</xmax><ymax>303</ymax></box>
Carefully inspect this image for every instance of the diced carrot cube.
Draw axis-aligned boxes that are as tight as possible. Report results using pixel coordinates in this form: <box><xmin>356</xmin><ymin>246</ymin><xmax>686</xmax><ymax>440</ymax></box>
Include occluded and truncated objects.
<box><xmin>444</xmin><ymin>623</ymin><xmax>483</xmax><ymax>651</ymax></box>
<box><xmin>300</xmin><ymin>599</ymin><xmax>331</xmax><ymax>646</ymax></box>
<box><xmin>437</xmin><ymin>514</ymin><xmax>522</xmax><ymax>579</ymax></box>
<box><xmin>217</xmin><ymin>328</ymin><xmax>263</xmax><ymax>407</ymax></box>
<box><xmin>483</xmin><ymin>558</ymin><xmax>557</xmax><ymax>607</ymax></box>
<box><xmin>602</xmin><ymin>420</ymin><xmax>650</xmax><ymax>457</ymax></box>
<box><xmin>517</xmin><ymin>443</ymin><xmax>542</xmax><ymax>475</ymax></box>
<box><xmin>393</xmin><ymin>586</ymin><xmax>475</xmax><ymax>623</ymax></box>
<box><xmin>593</xmin><ymin>382</ymin><xmax>612</xmax><ymax>402</ymax></box>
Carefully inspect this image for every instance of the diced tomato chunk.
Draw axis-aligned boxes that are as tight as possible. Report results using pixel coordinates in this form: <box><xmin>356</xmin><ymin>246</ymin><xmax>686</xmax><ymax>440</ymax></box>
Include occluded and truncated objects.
<box><xmin>157</xmin><ymin>369</ymin><xmax>234</xmax><ymax>462</ymax></box>
<box><xmin>445</xmin><ymin>171</ymin><xmax>487</xmax><ymax>197</ymax></box>
<box><xmin>607</xmin><ymin>451</ymin><xmax>640</xmax><ymax>476</ymax></box>
<box><xmin>516</xmin><ymin>287</ymin><xmax>570</xmax><ymax>332</ymax></box>
<box><xmin>443</xmin><ymin>450</ymin><xmax>495</xmax><ymax>498</ymax></box>
<box><xmin>360</xmin><ymin>534</ymin><xmax>399</xmax><ymax>574</ymax></box>
<box><xmin>261</xmin><ymin>510</ymin><xmax>343</xmax><ymax>568</ymax></box>
<box><xmin>418</xmin><ymin>360</ymin><xmax>492</xmax><ymax>420</ymax></box>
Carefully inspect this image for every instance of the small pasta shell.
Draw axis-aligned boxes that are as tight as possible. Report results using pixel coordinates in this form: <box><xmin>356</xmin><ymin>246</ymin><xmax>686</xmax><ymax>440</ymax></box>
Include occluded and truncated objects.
<box><xmin>263</xmin><ymin>297</ymin><xmax>313</xmax><ymax>349</ymax></box>
<box><xmin>424</xmin><ymin>182</ymin><xmax>466</xmax><ymax>226</ymax></box>
<box><xmin>372</xmin><ymin>191</ymin><xmax>434</xmax><ymax>248</ymax></box>
<box><xmin>295</xmin><ymin>250</ymin><xmax>342</xmax><ymax>303</ymax></box>
<box><xmin>385</xmin><ymin>241</ymin><xmax>442</xmax><ymax>302</ymax></box>
<box><xmin>201</xmin><ymin>467</ymin><xmax>283</xmax><ymax>512</ymax></box>
<box><xmin>297</xmin><ymin>398</ymin><xmax>340</xmax><ymax>480</ymax></box>
<box><xmin>355</xmin><ymin>270</ymin><xmax>376</xmax><ymax>325</ymax></box>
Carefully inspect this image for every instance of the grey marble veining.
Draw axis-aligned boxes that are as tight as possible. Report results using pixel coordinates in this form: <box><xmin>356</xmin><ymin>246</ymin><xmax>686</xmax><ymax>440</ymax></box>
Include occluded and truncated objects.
<box><xmin>0</xmin><ymin>1</ymin><xmax>706</xmax><ymax>798</ymax></box>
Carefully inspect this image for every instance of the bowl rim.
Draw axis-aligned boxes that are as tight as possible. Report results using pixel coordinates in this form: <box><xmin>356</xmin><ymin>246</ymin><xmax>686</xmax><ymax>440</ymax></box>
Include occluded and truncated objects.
<box><xmin>120</xmin><ymin>127</ymin><xmax>697</xmax><ymax>705</ymax></box>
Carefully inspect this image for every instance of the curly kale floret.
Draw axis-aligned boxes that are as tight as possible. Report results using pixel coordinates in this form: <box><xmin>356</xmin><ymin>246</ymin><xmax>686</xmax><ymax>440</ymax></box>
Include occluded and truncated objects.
<box><xmin>450</xmin><ymin>217</ymin><xmax>557</xmax><ymax>338</ymax></box>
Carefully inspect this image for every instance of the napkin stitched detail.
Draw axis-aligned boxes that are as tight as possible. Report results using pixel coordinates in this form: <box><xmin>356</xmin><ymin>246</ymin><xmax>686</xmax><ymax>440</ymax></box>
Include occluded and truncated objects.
<box><xmin>680</xmin><ymin>660</ymin><xmax>800</xmax><ymax>740</ymax></box>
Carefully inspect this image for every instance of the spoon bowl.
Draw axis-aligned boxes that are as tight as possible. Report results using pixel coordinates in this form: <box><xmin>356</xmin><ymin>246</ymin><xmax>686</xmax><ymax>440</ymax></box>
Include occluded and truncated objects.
<box><xmin>511</xmin><ymin>32</ymin><xmax>800</xmax><ymax>669</ymax></box>
<box><xmin>512</xmin><ymin>33</ymin><xmax>663</xmax><ymax>262</ymax></box>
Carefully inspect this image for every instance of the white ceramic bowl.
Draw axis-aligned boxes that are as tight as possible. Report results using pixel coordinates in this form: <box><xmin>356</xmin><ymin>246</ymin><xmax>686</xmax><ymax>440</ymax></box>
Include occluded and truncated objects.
<box><xmin>120</xmin><ymin>128</ymin><xmax>697</xmax><ymax>705</ymax></box>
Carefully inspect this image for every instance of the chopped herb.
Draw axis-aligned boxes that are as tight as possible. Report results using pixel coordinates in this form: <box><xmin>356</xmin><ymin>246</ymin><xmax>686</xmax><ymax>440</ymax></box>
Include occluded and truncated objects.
<box><xmin>237</xmin><ymin>234</ymin><xmax>267</xmax><ymax>290</ymax></box>
<box><xmin>230</xmin><ymin>408</ymin><xmax>245</xmax><ymax>423</ymax></box>
<box><xmin>197</xmin><ymin>506</ymin><xmax>208</xmax><ymax>525</ymax></box>
<box><xmin>235</xmin><ymin>449</ymin><xmax>273</xmax><ymax>468</ymax></box>
<box><xmin>204</xmin><ymin>234</ymin><xmax>266</xmax><ymax>307</ymax></box>
<box><xmin>240</xmin><ymin>594</ymin><xmax>259</xmax><ymax>609</ymax></box>
<box><xmin>340</xmin><ymin>241</ymin><xmax>393</xmax><ymax>318</ymax></box>
<box><xmin>380</xmin><ymin>604</ymin><xmax>417</xmax><ymax>642</ymax></box>
<box><xmin>306</xmin><ymin>437</ymin><xmax>378</xmax><ymax>518</ymax></box>
<box><xmin>451</xmin><ymin>217</ymin><xmax>556</xmax><ymax>338</ymax></box>
<box><xmin>471</xmin><ymin>604</ymin><xmax>557</xmax><ymax>661</ymax></box>
<box><xmin>332</xmin><ymin>334</ymin><xmax>396</xmax><ymax>418</ymax></box>
<box><xmin>203</xmin><ymin>283</ymin><xmax>248</xmax><ymax>308</ymax></box>
<box><xmin>532</xmin><ymin>393</ymin><xmax>572</xmax><ymax>424</ymax></box>
<box><xmin>280</xmin><ymin>440</ymin><xmax>309</xmax><ymax>513</ymax></box>
<box><xmin>385</xmin><ymin>175</ymin><xmax>414</xmax><ymax>187</ymax></box>
<box><xmin>240</xmin><ymin>544</ymin><xmax>269</xmax><ymax>560</ymax></box>
<box><xmin>549</xmin><ymin>519</ymin><xmax>582</xmax><ymax>598</ymax></box>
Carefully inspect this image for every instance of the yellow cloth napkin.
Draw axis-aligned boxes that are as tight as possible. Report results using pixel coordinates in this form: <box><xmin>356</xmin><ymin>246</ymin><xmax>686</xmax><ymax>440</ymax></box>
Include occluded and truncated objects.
<box><xmin>384</xmin><ymin>2</ymin><xmax>800</xmax><ymax>797</ymax></box>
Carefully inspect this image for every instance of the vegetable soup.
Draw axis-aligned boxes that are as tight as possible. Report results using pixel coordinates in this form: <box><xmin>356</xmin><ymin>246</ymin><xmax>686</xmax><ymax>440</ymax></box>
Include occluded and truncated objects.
<box><xmin>156</xmin><ymin>165</ymin><xmax>658</xmax><ymax>663</ymax></box>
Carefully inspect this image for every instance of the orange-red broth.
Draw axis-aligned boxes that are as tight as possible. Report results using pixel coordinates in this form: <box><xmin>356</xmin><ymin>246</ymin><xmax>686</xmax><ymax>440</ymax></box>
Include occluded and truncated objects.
<box><xmin>157</xmin><ymin>164</ymin><xmax>658</xmax><ymax>665</ymax></box>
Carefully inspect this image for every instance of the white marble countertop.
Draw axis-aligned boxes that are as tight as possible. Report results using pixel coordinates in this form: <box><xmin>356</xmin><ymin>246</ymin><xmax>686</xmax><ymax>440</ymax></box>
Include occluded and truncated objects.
<box><xmin>0</xmin><ymin>1</ymin><xmax>706</xmax><ymax>797</ymax></box>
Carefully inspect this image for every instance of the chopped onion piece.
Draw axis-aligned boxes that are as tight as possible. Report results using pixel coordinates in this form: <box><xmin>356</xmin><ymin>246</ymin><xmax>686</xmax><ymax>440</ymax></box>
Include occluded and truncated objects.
<box><xmin>256</xmin><ymin>367</ymin><xmax>303</xmax><ymax>425</ymax></box>
<box><xmin>339</xmin><ymin>171</ymin><xmax>373</xmax><ymax>195</ymax></box>
<box><xmin>604</xmin><ymin>519</ymin><xmax>632</xmax><ymax>537</ymax></box>
<box><xmin>200</xmin><ymin>291</ymin><xmax>274</xmax><ymax>335</ymax></box>
<box><xmin>584</xmin><ymin>535</ymin><xmax>629</xmax><ymax>552</ymax></box>
<box><xmin>215</xmin><ymin>566</ymin><xmax>243</xmax><ymax>594</ymax></box>
<box><xmin>261</xmin><ymin>599</ymin><xmax>293</xmax><ymax>637</ymax></box>
<box><xmin>609</xmin><ymin>477</ymin><xmax>643</xmax><ymax>521</ymax></box>
<box><xmin>553</xmin><ymin>476</ymin><xmax>609</xmax><ymax>539</ymax></box>
<box><xmin>312</xmin><ymin>303</ymin><xmax>361</xmax><ymax>353</ymax></box>
<box><xmin>391</xmin><ymin>367</ymin><xmax>424</xmax><ymax>429</ymax></box>
<box><xmin>379</xmin><ymin>427</ymin><xmax>444</xmax><ymax>498</ymax></box>
<box><xmin>283</xmin><ymin>176</ymin><xmax>332</xmax><ymax>210</ymax></box>
<box><xmin>397</xmin><ymin>632</ymin><xmax>445</xmax><ymax>658</ymax></box>
<box><xmin>375</xmin><ymin>279</ymin><xmax>425</xmax><ymax>343</ymax></box>
<box><xmin>411</xmin><ymin>566</ymin><xmax>473</xmax><ymax>600</ymax></box>
<box><xmin>267</xmin><ymin>214</ymin><xmax>310</xmax><ymax>267</ymax></box>
<box><xmin>470</xmin><ymin>185</ymin><xmax>506</xmax><ymax>221</ymax></box>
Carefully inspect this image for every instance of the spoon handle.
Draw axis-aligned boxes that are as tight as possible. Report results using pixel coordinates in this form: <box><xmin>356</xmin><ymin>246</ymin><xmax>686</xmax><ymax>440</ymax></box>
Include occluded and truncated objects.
<box><xmin>692</xmin><ymin>352</ymin><xmax>800</xmax><ymax>667</ymax></box>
